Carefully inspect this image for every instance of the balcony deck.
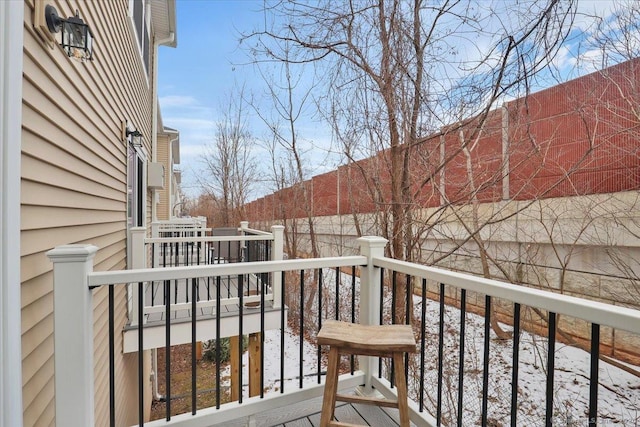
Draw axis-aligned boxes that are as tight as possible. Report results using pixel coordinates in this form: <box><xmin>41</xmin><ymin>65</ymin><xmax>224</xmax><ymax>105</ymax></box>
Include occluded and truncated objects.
<box><xmin>58</xmin><ymin>229</ymin><xmax>640</xmax><ymax>427</ymax></box>
<box><xmin>216</xmin><ymin>394</ymin><xmax>416</xmax><ymax>427</ymax></box>
<box><xmin>122</xmin><ymin>273</ymin><xmax>284</xmax><ymax>352</ymax></box>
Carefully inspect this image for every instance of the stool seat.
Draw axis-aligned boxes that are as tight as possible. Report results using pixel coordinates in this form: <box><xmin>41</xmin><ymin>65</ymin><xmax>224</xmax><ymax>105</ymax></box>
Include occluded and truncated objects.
<box><xmin>318</xmin><ymin>321</ymin><xmax>416</xmax><ymax>427</ymax></box>
<box><xmin>317</xmin><ymin>320</ymin><xmax>416</xmax><ymax>356</ymax></box>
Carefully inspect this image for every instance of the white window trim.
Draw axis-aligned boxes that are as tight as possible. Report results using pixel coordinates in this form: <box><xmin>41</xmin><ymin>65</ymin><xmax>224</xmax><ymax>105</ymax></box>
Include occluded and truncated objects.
<box><xmin>126</xmin><ymin>141</ymin><xmax>148</xmax><ymax>268</ymax></box>
<box><xmin>0</xmin><ymin>2</ymin><xmax>24</xmax><ymax>426</ymax></box>
<box><xmin>127</xmin><ymin>0</ymin><xmax>150</xmax><ymax>87</ymax></box>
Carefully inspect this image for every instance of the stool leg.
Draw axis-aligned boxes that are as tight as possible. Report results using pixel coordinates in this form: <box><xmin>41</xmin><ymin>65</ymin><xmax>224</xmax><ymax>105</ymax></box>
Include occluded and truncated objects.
<box><xmin>393</xmin><ymin>353</ymin><xmax>410</xmax><ymax>427</ymax></box>
<box><xmin>320</xmin><ymin>347</ymin><xmax>340</xmax><ymax>427</ymax></box>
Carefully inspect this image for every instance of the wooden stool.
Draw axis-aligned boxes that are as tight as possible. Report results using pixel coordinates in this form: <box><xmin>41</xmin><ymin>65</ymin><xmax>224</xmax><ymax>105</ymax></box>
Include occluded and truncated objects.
<box><xmin>317</xmin><ymin>320</ymin><xmax>416</xmax><ymax>427</ymax></box>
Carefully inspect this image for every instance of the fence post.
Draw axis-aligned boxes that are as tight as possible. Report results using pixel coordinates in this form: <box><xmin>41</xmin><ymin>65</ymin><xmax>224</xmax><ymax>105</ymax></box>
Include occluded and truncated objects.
<box><xmin>357</xmin><ymin>236</ymin><xmax>388</xmax><ymax>389</ymax></box>
<box><xmin>271</xmin><ymin>225</ymin><xmax>285</xmax><ymax>309</ymax></box>
<box><xmin>47</xmin><ymin>244</ymin><xmax>99</xmax><ymax>427</ymax></box>
<box><xmin>130</xmin><ymin>227</ymin><xmax>146</xmax><ymax>326</ymax></box>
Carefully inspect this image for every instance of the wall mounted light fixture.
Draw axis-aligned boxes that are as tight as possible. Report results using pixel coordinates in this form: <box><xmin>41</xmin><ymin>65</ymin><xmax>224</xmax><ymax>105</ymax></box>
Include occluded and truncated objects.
<box><xmin>45</xmin><ymin>5</ymin><xmax>94</xmax><ymax>61</ymax></box>
<box><xmin>126</xmin><ymin>129</ymin><xmax>143</xmax><ymax>147</ymax></box>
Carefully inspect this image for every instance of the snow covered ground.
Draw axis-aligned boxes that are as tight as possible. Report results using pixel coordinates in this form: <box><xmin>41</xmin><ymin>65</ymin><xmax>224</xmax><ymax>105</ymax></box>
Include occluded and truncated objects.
<box><xmin>229</xmin><ymin>269</ymin><xmax>640</xmax><ymax>426</ymax></box>
<box><xmin>411</xmin><ymin>294</ymin><xmax>640</xmax><ymax>426</ymax></box>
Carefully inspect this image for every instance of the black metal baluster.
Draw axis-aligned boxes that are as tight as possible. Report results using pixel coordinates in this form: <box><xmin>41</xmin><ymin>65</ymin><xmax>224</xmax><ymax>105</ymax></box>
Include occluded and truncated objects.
<box><xmin>511</xmin><ymin>303</ymin><xmax>521</xmax><ymax>427</ymax></box>
<box><xmin>391</xmin><ymin>271</ymin><xmax>397</xmax><ymax>388</ymax></box>
<box><xmin>165</xmin><ymin>279</ymin><xmax>171</xmax><ymax>420</ymax></box>
<box><xmin>335</xmin><ymin>267</ymin><xmax>340</xmax><ymax>321</ymax></box>
<box><xmin>191</xmin><ymin>278</ymin><xmax>197</xmax><ymax>415</ymax></box>
<box><xmin>138</xmin><ymin>281</ymin><xmax>144</xmax><ymax>426</ymax></box>
<box><xmin>260</xmin><ymin>272</ymin><xmax>265</xmax><ymax>398</ymax></box>
<box><xmin>404</xmin><ymin>274</ymin><xmax>410</xmax><ymax>386</ymax></box>
<box><xmin>437</xmin><ymin>283</ymin><xmax>445</xmax><ymax>427</ymax></box>
<box><xmin>545</xmin><ymin>312</ymin><xmax>557</xmax><ymax>427</ymax></box>
<box><xmin>379</xmin><ymin>269</ymin><xmax>384</xmax><ymax>379</ymax></box>
<box><xmin>419</xmin><ymin>279</ymin><xmax>426</xmax><ymax>413</ymax></box>
<box><xmin>317</xmin><ymin>268</ymin><xmax>323</xmax><ymax>384</ymax></box>
<box><xmin>299</xmin><ymin>269</ymin><xmax>304</xmax><ymax>389</ymax></box>
<box><xmin>109</xmin><ymin>285</ymin><xmax>115</xmax><ymax>427</ymax></box>
<box><xmin>481</xmin><ymin>295</ymin><xmax>491</xmax><ymax>427</ymax></box>
<box><xmin>457</xmin><ymin>288</ymin><xmax>466</xmax><ymax>427</ymax></box>
<box><xmin>215</xmin><ymin>275</ymin><xmax>221</xmax><ymax>409</ymax></box>
<box><xmin>589</xmin><ymin>323</ymin><xmax>600</xmax><ymax>426</ymax></box>
<box><xmin>350</xmin><ymin>266</ymin><xmax>356</xmax><ymax>374</ymax></box>
<box><xmin>238</xmin><ymin>274</ymin><xmax>244</xmax><ymax>404</ymax></box>
<box><xmin>280</xmin><ymin>271</ymin><xmax>285</xmax><ymax>394</ymax></box>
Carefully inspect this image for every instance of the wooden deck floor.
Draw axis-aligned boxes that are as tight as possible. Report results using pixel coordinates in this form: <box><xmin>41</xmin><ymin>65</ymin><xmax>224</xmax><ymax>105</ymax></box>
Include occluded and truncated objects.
<box><xmin>215</xmin><ymin>394</ymin><xmax>416</xmax><ymax>427</ymax></box>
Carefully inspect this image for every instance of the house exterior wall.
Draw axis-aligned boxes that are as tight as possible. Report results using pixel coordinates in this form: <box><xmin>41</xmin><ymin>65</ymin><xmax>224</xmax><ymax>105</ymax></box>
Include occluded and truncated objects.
<box><xmin>156</xmin><ymin>132</ymin><xmax>170</xmax><ymax>220</ymax></box>
<box><xmin>20</xmin><ymin>0</ymin><xmax>165</xmax><ymax>425</ymax></box>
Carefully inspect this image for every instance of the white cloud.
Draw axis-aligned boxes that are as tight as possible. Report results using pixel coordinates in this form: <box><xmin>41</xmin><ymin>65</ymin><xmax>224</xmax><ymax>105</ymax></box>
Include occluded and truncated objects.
<box><xmin>159</xmin><ymin>95</ymin><xmax>201</xmax><ymax>109</ymax></box>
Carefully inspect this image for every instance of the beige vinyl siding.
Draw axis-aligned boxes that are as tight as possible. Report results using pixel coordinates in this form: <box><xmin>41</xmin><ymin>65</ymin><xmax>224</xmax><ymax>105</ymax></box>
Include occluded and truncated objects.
<box><xmin>157</xmin><ymin>133</ymin><xmax>170</xmax><ymax>220</ymax></box>
<box><xmin>21</xmin><ymin>0</ymin><xmax>158</xmax><ymax>425</ymax></box>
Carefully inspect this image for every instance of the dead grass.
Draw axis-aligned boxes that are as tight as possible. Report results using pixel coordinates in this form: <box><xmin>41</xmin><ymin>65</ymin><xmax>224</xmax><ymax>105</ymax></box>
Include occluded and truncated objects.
<box><xmin>150</xmin><ymin>344</ymin><xmax>231</xmax><ymax>420</ymax></box>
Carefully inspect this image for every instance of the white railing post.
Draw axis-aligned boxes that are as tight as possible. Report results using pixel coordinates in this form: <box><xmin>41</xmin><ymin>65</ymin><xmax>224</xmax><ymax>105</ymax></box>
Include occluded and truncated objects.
<box><xmin>151</xmin><ymin>221</ymin><xmax>161</xmax><ymax>267</ymax></box>
<box><xmin>239</xmin><ymin>221</ymin><xmax>249</xmax><ymax>261</ymax></box>
<box><xmin>357</xmin><ymin>236</ymin><xmax>388</xmax><ymax>389</ymax></box>
<box><xmin>198</xmin><ymin>216</ymin><xmax>207</xmax><ymax>230</ymax></box>
<box><xmin>197</xmin><ymin>217</ymin><xmax>207</xmax><ymax>262</ymax></box>
<box><xmin>46</xmin><ymin>244</ymin><xmax>99</xmax><ymax>427</ymax></box>
<box><xmin>271</xmin><ymin>225</ymin><xmax>285</xmax><ymax>309</ymax></box>
<box><xmin>240</xmin><ymin>221</ymin><xmax>249</xmax><ymax>261</ymax></box>
<box><xmin>130</xmin><ymin>227</ymin><xmax>147</xmax><ymax>326</ymax></box>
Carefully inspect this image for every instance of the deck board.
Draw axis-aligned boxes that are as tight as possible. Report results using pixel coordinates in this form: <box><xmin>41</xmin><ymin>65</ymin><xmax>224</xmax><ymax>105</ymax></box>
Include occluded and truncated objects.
<box><xmin>213</xmin><ymin>392</ymin><xmax>416</xmax><ymax>426</ymax></box>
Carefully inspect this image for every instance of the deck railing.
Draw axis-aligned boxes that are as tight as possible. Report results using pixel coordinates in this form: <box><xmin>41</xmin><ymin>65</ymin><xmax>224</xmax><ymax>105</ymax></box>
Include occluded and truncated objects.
<box><xmin>129</xmin><ymin>223</ymin><xmax>284</xmax><ymax>329</ymax></box>
<box><xmin>47</xmin><ymin>236</ymin><xmax>640</xmax><ymax>427</ymax></box>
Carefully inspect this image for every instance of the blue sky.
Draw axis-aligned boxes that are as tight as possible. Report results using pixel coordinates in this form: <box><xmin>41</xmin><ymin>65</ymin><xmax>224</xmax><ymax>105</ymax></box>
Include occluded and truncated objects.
<box><xmin>158</xmin><ymin>0</ymin><xmax>620</xmax><ymax>200</ymax></box>
<box><xmin>158</xmin><ymin>0</ymin><xmax>270</xmax><ymax>197</ymax></box>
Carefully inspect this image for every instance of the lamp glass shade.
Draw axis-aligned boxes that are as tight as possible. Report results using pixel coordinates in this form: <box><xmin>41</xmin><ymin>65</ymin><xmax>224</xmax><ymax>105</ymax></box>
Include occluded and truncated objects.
<box><xmin>131</xmin><ymin>133</ymin><xmax>143</xmax><ymax>147</ymax></box>
<box><xmin>61</xmin><ymin>15</ymin><xmax>93</xmax><ymax>61</ymax></box>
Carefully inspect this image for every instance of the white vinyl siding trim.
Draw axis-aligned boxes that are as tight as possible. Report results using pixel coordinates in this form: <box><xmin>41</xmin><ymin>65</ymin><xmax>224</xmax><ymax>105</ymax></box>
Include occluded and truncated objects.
<box><xmin>0</xmin><ymin>2</ymin><xmax>24</xmax><ymax>426</ymax></box>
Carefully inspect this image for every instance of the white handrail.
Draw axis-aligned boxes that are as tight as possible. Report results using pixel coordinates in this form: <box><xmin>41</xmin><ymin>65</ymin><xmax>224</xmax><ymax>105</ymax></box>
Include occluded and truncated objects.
<box><xmin>145</xmin><ymin>235</ymin><xmax>273</xmax><ymax>244</ymax></box>
<box><xmin>88</xmin><ymin>256</ymin><xmax>368</xmax><ymax>287</ymax></box>
<box><xmin>374</xmin><ymin>256</ymin><xmax>640</xmax><ymax>335</ymax></box>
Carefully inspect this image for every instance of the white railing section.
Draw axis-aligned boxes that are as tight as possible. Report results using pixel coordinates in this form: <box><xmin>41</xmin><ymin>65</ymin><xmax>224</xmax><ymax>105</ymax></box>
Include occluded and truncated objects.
<box><xmin>47</xmin><ymin>234</ymin><xmax>640</xmax><ymax>427</ymax></box>
<box><xmin>130</xmin><ymin>223</ymin><xmax>285</xmax><ymax>326</ymax></box>
<box><xmin>373</xmin><ymin>256</ymin><xmax>640</xmax><ymax>336</ymax></box>
<box><xmin>47</xmin><ymin>237</ymin><xmax>380</xmax><ymax>427</ymax></box>
<box><xmin>152</xmin><ymin>217</ymin><xmax>208</xmax><ymax>237</ymax></box>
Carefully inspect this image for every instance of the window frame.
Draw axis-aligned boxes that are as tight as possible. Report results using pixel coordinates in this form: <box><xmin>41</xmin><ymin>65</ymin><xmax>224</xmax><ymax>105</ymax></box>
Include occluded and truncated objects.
<box><xmin>128</xmin><ymin>0</ymin><xmax>151</xmax><ymax>81</ymax></box>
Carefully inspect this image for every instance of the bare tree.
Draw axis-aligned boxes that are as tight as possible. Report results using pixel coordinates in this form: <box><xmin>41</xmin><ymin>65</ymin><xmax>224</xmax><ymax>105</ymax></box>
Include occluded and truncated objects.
<box><xmin>244</xmin><ymin>0</ymin><xmax>574</xmax><ymax>321</ymax></box>
<box><xmin>248</xmin><ymin>50</ymin><xmax>322</xmax><ymax>258</ymax></box>
<box><xmin>199</xmin><ymin>85</ymin><xmax>257</xmax><ymax>227</ymax></box>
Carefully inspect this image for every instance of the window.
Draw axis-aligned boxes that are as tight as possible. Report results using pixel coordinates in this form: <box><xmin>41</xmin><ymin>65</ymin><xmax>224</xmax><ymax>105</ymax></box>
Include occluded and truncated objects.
<box><xmin>130</xmin><ymin>0</ymin><xmax>150</xmax><ymax>75</ymax></box>
<box><xmin>127</xmin><ymin>143</ymin><xmax>144</xmax><ymax>228</ymax></box>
